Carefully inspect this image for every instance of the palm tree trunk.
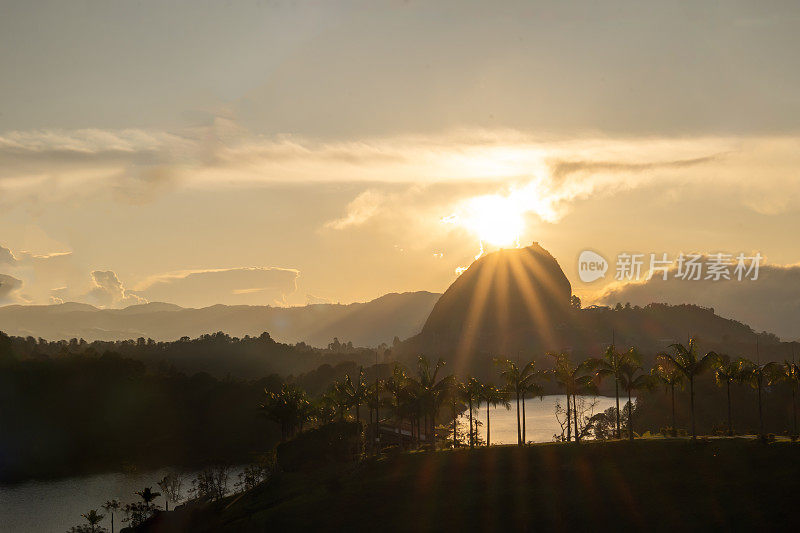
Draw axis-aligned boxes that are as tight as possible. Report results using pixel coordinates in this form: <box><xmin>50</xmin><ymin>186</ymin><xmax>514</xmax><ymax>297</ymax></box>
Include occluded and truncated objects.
<box><xmin>375</xmin><ymin>381</ymin><xmax>380</xmax><ymax>452</ymax></box>
<box><xmin>452</xmin><ymin>397</ymin><xmax>458</xmax><ymax>448</ymax></box>
<box><xmin>670</xmin><ymin>383</ymin><xmax>676</xmax><ymax>437</ymax></box>
<box><xmin>516</xmin><ymin>389</ymin><xmax>521</xmax><ymax>446</ymax></box>
<box><xmin>792</xmin><ymin>383</ymin><xmax>797</xmax><ymax>437</ymax></box>
<box><xmin>369</xmin><ymin>405</ymin><xmax>374</xmax><ymax>454</ymax></box>
<box><xmin>468</xmin><ymin>398</ymin><xmax>474</xmax><ymax>448</ymax></box>
<box><xmin>615</xmin><ymin>378</ymin><xmax>621</xmax><ymax>439</ymax></box>
<box><xmin>628</xmin><ymin>388</ymin><xmax>634</xmax><ymax>441</ymax></box>
<box><xmin>566</xmin><ymin>391</ymin><xmax>572</xmax><ymax>442</ymax></box>
<box><xmin>690</xmin><ymin>376</ymin><xmax>696</xmax><ymax>439</ymax></box>
<box><xmin>726</xmin><ymin>380</ymin><xmax>733</xmax><ymax>436</ymax></box>
<box><xmin>430</xmin><ymin>409</ymin><xmax>436</xmax><ymax>448</ymax></box>
<box><xmin>573</xmin><ymin>393</ymin><xmax>579</xmax><ymax>442</ymax></box>
<box><xmin>486</xmin><ymin>403</ymin><xmax>491</xmax><ymax>446</ymax></box>
<box><xmin>758</xmin><ymin>380</ymin><xmax>764</xmax><ymax>438</ymax></box>
<box><xmin>521</xmin><ymin>391</ymin><xmax>527</xmax><ymax>444</ymax></box>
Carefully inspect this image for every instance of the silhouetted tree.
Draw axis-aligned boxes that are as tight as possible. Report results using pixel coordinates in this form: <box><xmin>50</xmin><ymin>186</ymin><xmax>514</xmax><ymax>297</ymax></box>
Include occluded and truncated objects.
<box><xmin>740</xmin><ymin>359</ymin><xmax>779</xmax><ymax>438</ymax></box>
<box><xmin>548</xmin><ymin>353</ymin><xmax>595</xmax><ymax>442</ymax></box>
<box><xmin>157</xmin><ymin>473</ymin><xmax>183</xmax><ymax>512</ymax></box>
<box><xmin>459</xmin><ymin>377</ymin><xmax>482</xmax><ymax>448</ymax></box>
<box><xmin>780</xmin><ymin>357</ymin><xmax>799</xmax><ymax>438</ymax></box>
<box><xmin>652</xmin><ymin>355</ymin><xmax>684</xmax><ymax>436</ymax></box>
<box><xmin>590</xmin><ymin>344</ymin><xmax>628</xmax><ymax>438</ymax></box>
<box><xmin>711</xmin><ymin>353</ymin><xmax>746</xmax><ymax>436</ymax></box>
<box><xmin>659</xmin><ymin>339</ymin><xmax>715</xmax><ymax>438</ymax></box>
<box><xmin>102</xmin><ymin>500</ymin><xmax>120</xmax><ymax>533</ymax></box>
<box><xmin>261</xmin><ymin>384</ymin><xmax>312</xmax><ymax>441</ymax></box>
<box><xmin>617</xmin><ymin>349</ymin><xmax>653</xmax><ymax>440</ymax></box>
<box><xmin>496</xmin><ymin>358</ymin><xmax>540</xmax><ymax>445</ymax></box>
<box><xmin>479</xmin><ymin>383</ymin><xmax>509</xmax><ymax>446</ymax></box>
<box><xmin>68</xmin><ymin>509</ymin><xmax>106</xmax><ymax>533</ymax></box>
<box><xmin>407</xmin><ymin>356</ymin><xmax>453</xmax><ymax>447</ymax></box>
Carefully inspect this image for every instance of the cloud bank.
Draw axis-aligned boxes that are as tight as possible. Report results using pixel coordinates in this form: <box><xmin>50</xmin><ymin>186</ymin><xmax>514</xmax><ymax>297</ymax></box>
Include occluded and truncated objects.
<box><xmin>132</xmin><ymin>267</ymin><xmax>300</xmax><ymax>308</ymax></box>
<box><xmin>596</xmin><ymin>263</ymin><xmax>800</xmax><ymax>341</ymax></box>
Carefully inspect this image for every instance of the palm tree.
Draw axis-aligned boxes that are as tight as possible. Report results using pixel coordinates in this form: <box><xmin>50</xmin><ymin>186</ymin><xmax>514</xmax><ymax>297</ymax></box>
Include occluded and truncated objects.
<box><xmin>495</xmin><ymin>357</ymin><xmax>540</xmax><ymax>445</ymax></box>
<box><xmin>479</xmin><ymin>383</ymin><xmax>510</xmax><ymax>446</ymax></box>
<box><xmin>459</xmin><ymin>377</ymin><xmax>483</xmax><ymax>448</ymax></box>
<box><xmin>407</xmin><ymin>356</ymin><xmax>453</xmax><ymax>447</ymax></box>
<box><xmin>365</xmin><ymin>379</ymin><xmax>385</xmax><ymax>454</ymax></box>
<box><xmin>739</xmin><ymin>359</ymin><xmax>779</xmax><ymax>438</ymax></box>
<box><xmin>136</xmin><ymin>487</ymin><xmax>161</xmax><ymax>506</ymax></box>
<box><xmin>651</xmin><ymin>355</ymin><xmax>684</xmax><ymax>437</ymax></box>
<box><xmin>260</xmin><ymin>384</ymin><xmax>311</xmax><ymax>441</ymax></box>
<box><xmin>80</xmin><ymin>509</ymin><xmax>105</xmax><ymax>533</ymax></box>
<box><xmin>659</xmin><ymin>339</ymin><xmax>715</xmax><ymax>439</ymax></box>
<box><xmin>324</xmin><ymin>382</ymin><xmax>351</xmax><ymax>421</ymax></box>
<box><xmin>780</xmin><ymin>356</ymin><xmax>799</xmax><ymax>438</ymax></box>
<box><xmin>548</xmin><ymin>352</ymin><xmax>595</xmax><ymax>442</ymax></box>
<box><xmin>102</xmin><ymin>500</ymin><xmax>120</xmax><ymax>533</ymax></box>
<box><xmin>385</xmin><ymin>364</ymin><xmax>410</xmax><ymax>446</ymax></box>
<box><xmin>339</xmin><ymin>368</ymin><xmax>368</xmax><ymax>425</ymax></box>
<box><xmin>617</xmin><ymin>349</ymin><xmax>653</xmax><ymax>440</ymax></box>
<box><xmin>711</xmin><ymin>353</ymin><xmax>745</xmax><ymax>436</ymax></box>
<box><xmin>589</xmin><ymin>344</ymin><xmax>627</xmax><ymax>438</ymax></box>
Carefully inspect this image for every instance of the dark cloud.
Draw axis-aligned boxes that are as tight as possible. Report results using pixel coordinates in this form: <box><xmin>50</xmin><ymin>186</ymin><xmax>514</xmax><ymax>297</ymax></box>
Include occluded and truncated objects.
<box><xmin>597</xmin><ymin>263</ymin><xmax>800</xmax><ymax>341</ymax></box>
<box><xmin>548</xmin><ymin>154</ymin><xmax>722</xmax><ymax>181</ymax></box>
<box><xmin>132</xmin><ymin>267</ymin><xmax>300</xmax><ymax>308</ymax></box>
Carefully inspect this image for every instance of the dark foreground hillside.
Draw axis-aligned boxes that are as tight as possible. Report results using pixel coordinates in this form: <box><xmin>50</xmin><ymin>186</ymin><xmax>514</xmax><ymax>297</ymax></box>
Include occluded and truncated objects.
<box><xmin>133</xmin><ymin>439</ymin><xmax>800</xmax><ymax>532</ymax></box>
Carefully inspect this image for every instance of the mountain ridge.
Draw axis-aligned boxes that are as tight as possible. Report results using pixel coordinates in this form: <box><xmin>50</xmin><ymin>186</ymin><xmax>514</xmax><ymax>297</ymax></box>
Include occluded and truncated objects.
<box><xmin>0</xmin><ymin>291</ymin><xmax>441</xmax><ymax>347</ymax></box>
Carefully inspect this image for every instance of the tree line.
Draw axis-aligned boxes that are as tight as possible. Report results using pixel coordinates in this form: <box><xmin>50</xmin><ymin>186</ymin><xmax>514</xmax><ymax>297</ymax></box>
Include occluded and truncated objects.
<box><xmin>261</xmin><ymin>338</ymin><xmax>800</xmax><ymax>453</ymax></box>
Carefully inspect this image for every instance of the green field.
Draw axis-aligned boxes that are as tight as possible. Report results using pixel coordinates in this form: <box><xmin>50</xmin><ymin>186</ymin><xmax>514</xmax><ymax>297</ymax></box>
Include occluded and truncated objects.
<box><xmin>134</xmin><ymin>439</ymin><xmax>800</xmax><ymax>532</ymax></box>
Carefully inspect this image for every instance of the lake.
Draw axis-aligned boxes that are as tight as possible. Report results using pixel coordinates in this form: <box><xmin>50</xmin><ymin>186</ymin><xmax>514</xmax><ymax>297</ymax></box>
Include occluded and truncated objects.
<box><xmin>0</xmin><ymin>395</ymin><xmax>618</xmax><ymax>532</ymax></box>
<box><xmin>457</xmin><ymin>394</ymin><xmax>619</xmax><ymax>445</ymax></box>
<box><xmin>0</xmin><ymin>466</ymin><xmax>245</xmax><ymax>533</ymax></box>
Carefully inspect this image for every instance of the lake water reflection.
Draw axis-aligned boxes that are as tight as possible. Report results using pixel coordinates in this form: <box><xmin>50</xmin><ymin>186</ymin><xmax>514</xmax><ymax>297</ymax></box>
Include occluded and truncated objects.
<box><xmin>457</xmin><ymin>394</ymin><xmax>619</xmax><ymax>444</ymax></box>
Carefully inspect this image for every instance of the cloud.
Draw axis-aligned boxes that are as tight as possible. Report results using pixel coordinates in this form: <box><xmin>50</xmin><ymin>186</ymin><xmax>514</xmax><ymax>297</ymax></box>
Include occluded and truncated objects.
<box><xmin>132</xmin><ymin>267</ymin><xmax>300</xmax><ymax>308</ymax></box>
<box><xmin>86</xmin><ymin>270</ymin><xmax>147</xmax><ymax>308</ymax></box>
<box><xmin>0</xmin><ymin>243</ymin><xmax>83</xmax><ymax>305</ymax></box>
<box><xmin>0</xmin><ymin>274</ymin><xmax>23</xmax><ymax>304</ymax></box>
<box><xmin>595</xmin><ymin>261</ymin><xmax>800</xmax><ymax>341</ymax></box>
<box><xmin>325</xmin><ymin>190</ymin><xmax>385</xmax><ymax>229</ymax></box>
<box><xmin>0</xmin><ymin>245</ymin><xmax>16</xmax><ymax>264</ymax></box>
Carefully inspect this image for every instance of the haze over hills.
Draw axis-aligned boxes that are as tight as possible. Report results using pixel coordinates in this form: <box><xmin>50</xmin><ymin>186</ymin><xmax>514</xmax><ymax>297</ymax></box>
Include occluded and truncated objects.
<box><xmin>0</xmin><ymin>291</ymin><xmax>440</xmax><ymax>347</ymax></box>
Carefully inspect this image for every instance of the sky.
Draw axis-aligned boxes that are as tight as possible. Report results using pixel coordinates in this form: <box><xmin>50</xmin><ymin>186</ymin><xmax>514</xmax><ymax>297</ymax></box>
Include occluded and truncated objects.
<box><xmin>1</xmin><ymin>1</ymin><xmax>800</xmax><ymax>336</ymax></box>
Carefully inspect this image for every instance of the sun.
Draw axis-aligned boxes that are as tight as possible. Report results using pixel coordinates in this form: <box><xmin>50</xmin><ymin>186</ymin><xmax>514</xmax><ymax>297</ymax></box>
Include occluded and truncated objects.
<box><xmin>450</xmin><ymin>194</ymin><xmax>525</xmax><ymax>248</ymax></box>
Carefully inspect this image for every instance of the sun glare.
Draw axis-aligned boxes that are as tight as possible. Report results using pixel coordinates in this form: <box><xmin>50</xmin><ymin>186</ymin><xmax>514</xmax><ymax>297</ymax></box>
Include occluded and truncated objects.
<box><xmin>450</xmin><ymin>194</ymin><xmax>526</xmax><ymax>248</ymax></box>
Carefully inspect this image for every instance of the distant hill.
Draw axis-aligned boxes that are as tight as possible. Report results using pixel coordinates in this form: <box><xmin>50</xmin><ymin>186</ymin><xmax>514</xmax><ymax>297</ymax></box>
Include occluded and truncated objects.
<box><xmin>0</xmin><ymin>291</ymin><xmax>440</xmax><ymax>347</ymax></box>
<box><xmin>399</xmin><ymin>244</ymin><xmax>791</xmax><ymax>376</ymax></box>
<box><xmin>419</xmin><ymin>242</ymin><xmax>572</xmax><ymax>358</ymax></box>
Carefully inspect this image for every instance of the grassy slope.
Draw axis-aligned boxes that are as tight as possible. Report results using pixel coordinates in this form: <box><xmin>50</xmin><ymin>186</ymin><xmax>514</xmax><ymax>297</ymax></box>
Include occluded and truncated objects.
<box><xmin>139</xmin><ymin>439</ymin><xmax>800</xmax><ymax>532</ymax></box>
